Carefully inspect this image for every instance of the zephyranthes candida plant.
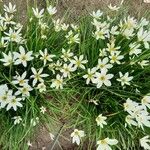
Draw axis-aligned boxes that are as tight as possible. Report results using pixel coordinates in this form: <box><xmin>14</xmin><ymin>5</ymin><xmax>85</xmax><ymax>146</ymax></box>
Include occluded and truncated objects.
<box><xmin>0</xmin><ymin>2</ymin><xmax>150</xmax><ymax>150</ymax></box>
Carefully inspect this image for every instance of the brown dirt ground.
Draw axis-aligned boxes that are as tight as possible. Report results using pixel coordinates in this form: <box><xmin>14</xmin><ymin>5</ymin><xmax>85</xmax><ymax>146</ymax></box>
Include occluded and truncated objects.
<box><xmin>1</xmin><ymin>0</ymin><xmax>150</xmax><ymax>149</ymax></box>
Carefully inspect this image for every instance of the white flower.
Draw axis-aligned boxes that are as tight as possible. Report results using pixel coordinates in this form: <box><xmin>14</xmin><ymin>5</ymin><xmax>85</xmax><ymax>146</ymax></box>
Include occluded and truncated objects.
<box><xmin>124</xmin><ymin>98</ymin><xmax>150</xmax><ymax>130</ymax></box>
<box><xmin>0</xmin><ymin>51</ymin><xmax>13</xmax><ymax>66</ymax></box>
<box><xmin>4</xmin><ymin>28</ymin><xmax>22</xmax><ymax>43</ymax></box>
<box><xmin>27</xmin><ymin>141</ymin><xmax>32</xmax><ymax>147</ymax></box>
<box><xmin>49</xmin><ymin>133</ymin><xmax>55</xmax><ymax>141</ymax></box>
<box><xmin>139</xmin><ymin>18</ymin><xmax>149</xmax><ymax>27</ymax></box>
<box><xmin>54</xmin><ymin>60</ymin><xmax>63</xmax><ymax>71</ymax></box>
<box><xmin>110</xmin><ymin>26</ymin><xmax>119</xmax><ymax>35</ymax></box>
<box><xmin>12</xmin><ymin>71</ymin><xmax>28</xmax><ymax>86</ymax></box>
<box><xmin>89</xmin><ymin>99</ymin><xmax>99</xmax><ymax>105</ymax></box>
<box><xmin>47</xmin><ymin>5</ymin><xmax>57</xmax><ymax>15</ymax></box>
<box><xmin>53</xmin><ymin>19</ymin><xmax>62</xmax><ymax>32</ymax></box>
<box><xmin>37</xmin><ymin>82</ymin><xmax>46</xmax><ymax>93</ymax></box>
<box><xmin>31</xmin><ymin>67</ymin><xmax>49</xmax><ymax>87</ymax></box>
<box><xmin>144</xmin><ymin>0</ymin><xmax>150</xmax><ymax>3</ymax></box>
<box><xmin>40</xmin><ymin>106</ymin><xmax>46</xmax><ymax>114</ymax></box>
<box><xmin>32</xmin><ymin>8</ymin><xmax>44</xmax><ymax>18</ymax></box>
<box><xmin>60</xmin><ymin>63</ymin><xmax>75</xmax><ymax>78</ymax></box>
<box><xmin>137</xmin><ymin>28</ymin><xmax>150</xmax><ymax>42</ymax></box>
<box><xmin>99</xmin><ymin>48</ymin><xmax>107</xmax><ymax>57</ymax></box>
<box><xmin>12</xmin><ymin>116</ymin><xmax>22</xmax><ymax>125</ymax></box>
<box><xmin>122</xmin><ymin>16</ymin><xmax>137</xmax><ymax>29</ymax></box>
<box><xmin>71</xmin><ymin>129</ymin><xmax>85</xmax><ymax>145</ymax></box>
<box><xmin>66</xmin><ymin>31</ymin><xmax>80</xmax><ymax>44</ymax></box>
<box><xmin>61</xmin><ymin>48</ymin><xmax>73</xmax><ymax>62</ymax></box>
<box><xmin>13</xmin><ymin>46</ymin><xmax>34</xmax><ymax>67</ymax></box>
<box><xmin>39</xmin><ymin>48</ymin><xmax>55</xmax><ymax>66</ymax></box>
<box><xmin>83</xmin><ymin>67</ymin><xmax>97</xmax><ymax>84</ymax></box>
<box><xmin>15</xmin><ymin>84</ymin><xmax>33</xmax><ymax>97</ymax></box>
<box><xmin>122</xmin><ymin>28</ymin><xmax>134</xmax><ymax>39</ymax></box>
<box><xmin>61</xmin><ymin>23</ymin><xmax>69</xmax><ymax>31</ymax></box>
<box><xmin>129</xmin><ymin>42</ymin><xmax>141</xmax><ymax>56</ymax></box>
<box><xmin>124</xmin><ymin>98</ymin><xmax>138</xmax><ymax>114</ymax></box>
<box><xmin>137</xmin><ymin>28</ymin><xmax>150</xmax><ymax>49</ymax></box>
<box><xmin>117</xmin><ymin>72</ymin><xmax>133</xmax><ymax>86</ymax></box>
<box><xmin>15</xmin><ymin>23</ymin><xmax>23</xmax><ymax>30</ymax></box>
<box><xmin>0</xmin><ymin>37</ymin><xmax>8</xmax><ymax>48</ymax></box>
<box><xmin>0</xmin><ymin>20</ymin><xmax>7</xmax><ymax>31</ymax></box>
<box><xmin>96</xmin><ymin>114</ymin><xmax>107</xmax><ymax>128</ymax></box>
<box><xmin>6</xmin><ymin>96</ymin><xmax>23</xmax><ymax>111</ymax></box>
<box><xmin>136</xmin><ymin>113</ymin><xmax>150</xmax><ymax>129</ymax></box>
<box><xmin>109</xmin><ymin>51</ymin><xmax>124</xmax><ymax>64</ymax></box>
<box><xmin>90</xmin><ymin>10</ymin><xmax>103</xmax><ymax>19</ymax></box>
<box><xmin>125</xmin><ymin>115</ymin><xmax>137</xmax><ymax>126</ymax></box>
<box><xmin>0</xmin><ymin>84</ymin><xmax>11</xmax><ymax>108</ymax></box>
<box><xmin>71</xmin><ymin>24</ymin><xmax>79</xmax><ymax>31</ymax></box>
<box><xmin>92</xmin><ymin>20</ymin><xmax>110</xmax><ymax>30</ymax></box>
<box><xmin>2</xmin><ymin>13</ymin><xmax>15</xmax><ymax>25</ymax></box>
<box><xmin>70</xmin><ymin>55</ymin><xmax>88</xmax><ymax>70</ymax></box>
<box><xmin>96</xmin><ymin>137</ymin><xmax>118</xmax><ymax>150</ymax></box>
<box><xmin>93</xmin><ymin>70</ymin><xmax>114</xmax><ymax>88</ymax></box>
<box><xmin>93</xmin><ymin>28</ymin><xmax>108</xmax><ymax>40</ymax></box>
<box><xmin>41</xmin><ymin>35</ymin><xmax>47</xmax><ymax>39</ymax></box>
<box><xmin>4</xmin><ymin>2</ymin><xmax>16</xmax><ymax>14</ymax></box>
<box><xmin>30</xmin><ymin>117</ymin><xmax>39</xmax><ymax>126</ymax></box>
<box><xmin>51</xmin><ymin>74</ymin><xmax>64</xmax><ymax>89</ymax></box>
<box><xmin>108</xmin><ymin>4</ymin><xmax>120</xmax><ymax>11</ymax></box>
<box><xmin>106</xmin><ymin>41</ymin><xmax>120</xmax><ymax>53</ymax></box>
<box><xmin>97</xmin><ymin>57</ymin><xmax>113</xmax><ymax>71</ymax></box>
<box><xmin>92</xmin><ymin>19</ymin><xmax>101</xmax><ymax>30</ymax></box>
<box><xmin>138</xmin><ymin>60</ymin><xmax>149</xmax><ymax>68</ymax></box>
<box><xmin>141</xmin><ymin>96</ymin><xmax>150</xmax><ymax>109</ymax></box>
<box><xmin>140</xmin><ymin>136</ymin><xmax>150</xmax><ymax>150</ymax></box>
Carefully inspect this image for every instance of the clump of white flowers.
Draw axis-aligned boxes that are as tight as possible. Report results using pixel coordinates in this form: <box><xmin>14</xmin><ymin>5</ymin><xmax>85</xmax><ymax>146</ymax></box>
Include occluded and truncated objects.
<box><xmin>124</xmin><ymin>97</ymin><xmax>150</xmax><ymax>130</ymax></box>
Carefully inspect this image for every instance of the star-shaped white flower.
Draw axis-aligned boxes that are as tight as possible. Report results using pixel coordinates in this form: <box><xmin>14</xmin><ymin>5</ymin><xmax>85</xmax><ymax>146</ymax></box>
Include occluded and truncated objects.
<box><xmin>117</xmin><ymin>72</ymin><xmax>133</xmax><ymax>86</ymax></box>
<box><xmin>6</xmin><ymin>96</ymin><xmax>23</xmax><ymax>111</ymax></box>
<box><xmin>13</xmin><ymin>46</ymin><xmax>34</xmax><ymax>67</ymax></box>
<box><xmin>51</xmin><ymin>74</ymin><xmax>64</xmax><ymax>89</ymax></box>
<box><xmin>90</xmin><ymin>10</ymin><xmax>103</xmax><ymax>19</ymax></box>
<box><xmin>70</xmin><ymin>55</ymin><xmax>88</xmax><ymax>70</ymax></box>
<box><xmin>109</xmin><ymin>51</ymin><xmax>124</xmax><ymax>64</ymax></box>
<box><xmin>141</xmin><ymin>95</ymin><xmax>150</xmax><ymax>109</ymax></box>
<box><xmin>0</xmin><ymin>51</ymin><xmax>13</xmax><ymax>66</ymax></box>
<box><xmin>60</xmin><ymin>63</ymin><xmax>75</xmax><ymax>78</ymax></box>
<box><xmin>97</xmin><ymin>137</ymin><xmax>118</xmax><ymax>150</ymax></box>
<box><xmin>32</xmin><ymin>8</ymin><xmax>44</xmax><ymax>19</ymax></box>
<box><xmin>83</xmin><ymin>67</ymin><xmax>97</xmax><ymax>84</ymax></box>
<box><xmin>96</xmin><ymin>114</ymin><xmax>107</xmax><ymax>128</ymax></box>
<box><xmin>12</xmin><ymin>116</ymin><xmax>22</xmax><ymax>125</ymax></box>
<box><xmin>140</xmin><ymin>136</ymin><xmax>150</xmax><ymax>150</ymax></box>
<box><xmin>93</xmin><ymin>70</ymin><xmax>114</xmax><ymax>88</ymax></box>
<box><xmin>12</xmin><ymin>71</ymin><xmax>28</xmax><ymax>86</ymax></box>
<box><xmin>71</xmin><ymin>129</ymin><xmax>85</xmax><ymax>145</ymax></box>
<box><xmin>15</xmin><ymin>84</ymin><xmax>33</xmax><ymax>97</ymax></box>
<box><xmin>39</xmin><ymin>48</ymin><xmax>55</xmax><ymax>66</ymax></box>
<box><xmin>4</xmin><ymin>2</ymin><xmax>16</xmax><ymax>14</ymax></box>
<box><xmin>47</xmin><ymin>5</ymin><xmax>57</xmax><ymax>15</ymax></box>
<box><xmin>37</xmin><ymin>82</ymin><xmax>46</xmax><ymax>93</ymax></box>
<box><xmin>31</xmin><ymin>67</ymin><xmax>49</xmax><ymax>87</ymax></box>
<box><xmin>108</xmin><ymin>4</ymin><xmax>120</xmax><ymax>11</ymax></box>
<box><xmin>97</xmin><ymin>57</ymin><xmax>113</xmax><ymax>71</ymax></box>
